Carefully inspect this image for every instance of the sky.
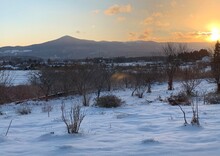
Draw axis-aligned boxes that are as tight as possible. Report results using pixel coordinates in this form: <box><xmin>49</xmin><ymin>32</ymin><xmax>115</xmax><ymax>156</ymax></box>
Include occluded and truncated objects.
<box><xmin>1</xmin><ymin>0</ymin><xmax>220</xmax><ymax>46</ymax></box>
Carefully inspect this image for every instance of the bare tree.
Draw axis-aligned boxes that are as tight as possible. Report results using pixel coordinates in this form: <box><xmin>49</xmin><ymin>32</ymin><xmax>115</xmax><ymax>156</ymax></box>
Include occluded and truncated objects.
<box><xmin>92</xmin><ymin>64</ymin><xmax>108</xmax><ymax>99</ymax></box>
<box><xmin>122</xmin><ymin>73</ymin><xmax>133</xmax><ymax>88</ymax></box>
<box><xmin>131</xmin><ymin>69</ymin><xmax>147</xmax><ymax>98</ymax></box>
<box><xmin>163</xmin><ymin>43</ymin><xmax>187</xmax><ymax>90</ymax></box>
<box><xmin>29</xmin><ymin>69</ymin><xmax>56</xmax><ymax>101</ymax></box>
<box><xmin>211</xmin><ymin>41</ymin><xmax>220</xmax><ymax>92</ymax></box>
<box><xmin>57</xmin><ymin>68</ymin><xmax>76</xmax><ymax>94</ymax></box>
<box><xmin>0</xmin><ymin>70</ymin><xmax>12</xmax><ymax>86</ymax></box>
<box><xmin>61</xmin><ymin>102</ymin><xmax>85</xmax><ymax>134</ymax></box>
<box><xmin>73</xmin><ymin>64</ymin><xmax>94</xmax><ymax>106</ymax></box>
<box><xmin>163</xmin><ymin>43</ymin><xmax>178</xmax><ymax>90</ymax></box>
<box><xmin>105</xmin><ymin>65</ymin><xmax>115</xmax><ymax>91</ymax></box>
<box><xmin>144</xmin><ymin>65</ymin><xmax>159</xmax><ymax>93</ymax></box>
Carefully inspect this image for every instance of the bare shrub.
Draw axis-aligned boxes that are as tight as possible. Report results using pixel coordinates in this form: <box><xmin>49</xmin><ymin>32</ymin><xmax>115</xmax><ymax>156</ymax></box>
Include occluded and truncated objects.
<box><xmin>17</xmin><ymin>106</ymin><xmax>32</xmax><ymax>115</ymax></box>
<box><xmin>42</xmin><ymin>103</ymin><xmax>53</xmax><ymax>117</ymax></box>
<box><xmin>176</xmin><ymin>97</ymin><xmax>200</xmax><ymax>126</ymax></box>
<box><xmin>180</xmin><ymin>67</ymin><xmax>201</xmax><ymax>96</ymax></box>
<box><xmin>191</xmin><ymin>97</ymin><xmax>200</xmax><ymax>126</ymax></box>
<box><xmin>95</xmin><ymin>95</ymin><xmax>122</xmax><ymax>108</ymax></box>
<box><xmin>177</xmin><ymin>104</ymin><xmax>188</xmax><ymax>125</ymax></box>
<box><xmin>167</xmin><ymin>92</ymin><xmax>190</xmax><ymax>106</ymax></box>
<box><xmin>61</xmin><ymin>102</ymin><xmax>85</xmax><ymax>134</ymax></box>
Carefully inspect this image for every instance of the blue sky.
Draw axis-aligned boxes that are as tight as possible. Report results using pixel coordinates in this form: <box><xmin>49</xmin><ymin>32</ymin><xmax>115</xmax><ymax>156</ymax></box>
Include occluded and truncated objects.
<box><xmin>1</xmin><ymin>0</ymin><xmax>220</xmax><ymax>46</ymax></box>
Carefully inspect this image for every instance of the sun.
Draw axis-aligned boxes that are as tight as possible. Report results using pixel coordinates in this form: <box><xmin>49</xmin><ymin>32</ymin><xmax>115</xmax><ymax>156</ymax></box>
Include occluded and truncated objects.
<box><xmin>210</xmin><ymin>28</ymin><xmax>220</xmax><ymax>41</ymax></box>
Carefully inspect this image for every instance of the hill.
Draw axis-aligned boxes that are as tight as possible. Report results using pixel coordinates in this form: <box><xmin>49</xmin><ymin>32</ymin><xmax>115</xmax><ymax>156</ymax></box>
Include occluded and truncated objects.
<box><xmin>0</xmin><ymin>36</ymin><xmax>213</xmax><ymax>59</ymax></box>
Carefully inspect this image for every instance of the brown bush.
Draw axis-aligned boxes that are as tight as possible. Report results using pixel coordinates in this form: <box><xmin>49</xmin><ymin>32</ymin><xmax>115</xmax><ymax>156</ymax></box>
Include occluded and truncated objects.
<box><xmin>168</xmin><ymin>92</ymin><xmax>191</xmax><ymax>106</ymax></box>
<box><xmin>205</xmin><ymin>92</ymin><xmax>220</xmax><ymax>104</ymax></box>
<box><xmin>0</xmin><ymin>86</ymin><xmax>11</xmax><ymax>105</ymax></box>
<box><xmin>0</xmin><ymin>85</ymin><xmax>41</xmax><ymax>105</ymax></box>
<box><xmin>11</xmin><ymin>85</ymin><xmax>41</xmax><ymax>101</ymax></box>
<box><xmin>96</xmin><ymin>95</ymin><xmax>122</xmax><ymax>108</ymax></box>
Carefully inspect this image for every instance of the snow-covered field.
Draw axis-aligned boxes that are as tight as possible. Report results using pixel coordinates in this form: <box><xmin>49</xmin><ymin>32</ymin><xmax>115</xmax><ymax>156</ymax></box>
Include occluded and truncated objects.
<box><xmin>3</xmin><ymin>70</ymin><xmax>34</xmax><ymax>86</ymax></box>
<box><xmin>0</xmin><ymin>81</ymin><xmax>220</xmax><ymax>156</ymax></box>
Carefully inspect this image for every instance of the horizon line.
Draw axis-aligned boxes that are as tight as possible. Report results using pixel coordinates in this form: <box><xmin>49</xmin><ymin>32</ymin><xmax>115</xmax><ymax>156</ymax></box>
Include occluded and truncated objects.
<box><xmin>1</xmin><ymin>35</ymin><xmax>216</xmax><ymax>47</ymax></box>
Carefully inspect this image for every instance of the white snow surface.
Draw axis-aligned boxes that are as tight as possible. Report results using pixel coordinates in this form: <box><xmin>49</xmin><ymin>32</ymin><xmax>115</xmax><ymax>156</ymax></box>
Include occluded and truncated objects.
<box><xmin>5</xmin><ymin>70</ymin><xmax>35</xmax><ymax>86</ymax></box>
<box><xmin>0</xmin><ymin>81</ymin><xmax>220</xmax><ymax>156</ymax></box>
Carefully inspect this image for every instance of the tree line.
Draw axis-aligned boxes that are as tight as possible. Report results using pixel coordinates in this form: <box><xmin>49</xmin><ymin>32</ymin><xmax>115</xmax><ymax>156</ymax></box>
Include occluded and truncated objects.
<box><xmin>0</xmin><ymin>42</ymin><xmax>219</xmax><ymax>105</ymax></box>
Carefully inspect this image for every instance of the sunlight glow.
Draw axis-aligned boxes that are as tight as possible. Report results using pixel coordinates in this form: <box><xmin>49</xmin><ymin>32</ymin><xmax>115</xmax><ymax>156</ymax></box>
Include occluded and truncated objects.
<box><xmin>210</xmin><ymin>28</ymin><xmax>220</xmax><ymax>41</ymax></box>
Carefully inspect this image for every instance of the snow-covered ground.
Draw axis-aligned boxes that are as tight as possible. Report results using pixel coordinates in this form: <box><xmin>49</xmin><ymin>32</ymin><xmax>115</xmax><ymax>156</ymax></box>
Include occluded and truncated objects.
<box><xmin>3</xmin><ymin>70</ymin><xmax>34</xmax><ymax>86</ymax></box>
<box><xmin>113</xmin><ymin>61</ymin><xmax>163</xmax><ymax>67</ymax></box>
<box><xmin>0</xmin><ymin>81</ymin><xmax>220</xmax><ymax>156</ymax></box>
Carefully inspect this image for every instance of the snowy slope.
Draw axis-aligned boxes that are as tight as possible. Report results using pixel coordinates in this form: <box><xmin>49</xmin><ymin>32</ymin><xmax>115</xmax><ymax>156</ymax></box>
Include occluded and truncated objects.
<box><xmin>0</xmin><ymin>81</ymin><xmax>220</xmax><ymax>156</ymax></box>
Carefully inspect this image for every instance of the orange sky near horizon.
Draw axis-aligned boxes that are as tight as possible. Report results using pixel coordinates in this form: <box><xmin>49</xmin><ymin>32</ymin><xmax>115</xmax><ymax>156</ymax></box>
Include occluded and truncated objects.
<box><xmin>1</xmin><ymin>0</ymin><xmax>220</xmax><ymax>46</ymax></box>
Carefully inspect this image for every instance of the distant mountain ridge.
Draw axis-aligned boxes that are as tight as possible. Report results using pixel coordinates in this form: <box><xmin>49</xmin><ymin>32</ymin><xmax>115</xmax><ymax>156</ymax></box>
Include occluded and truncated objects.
<box><xmin>0</xmin><ymin>36</ymin><xmax>214</xmax><ymax>59</ymax></box>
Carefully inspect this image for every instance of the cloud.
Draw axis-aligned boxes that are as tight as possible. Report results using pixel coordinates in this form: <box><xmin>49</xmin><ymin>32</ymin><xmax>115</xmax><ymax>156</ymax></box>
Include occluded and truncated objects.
<box><xmin>193</xmin><ymin>32</ymin><xmax>211</xmax><ymax>36</ymax></box>
<box><xmin>143</xmin><ymin>12</ymin><xmax>169</xmax><ymax>28</ymax></box>
<box><xmin>129</xmin><ymin>29</ymin><xmax>153</xmax><ymax>41</ymax></box>
<box><xmin>172</xmin><ymin>31</ymin><xmax>211</xmax><ymax>41</ymax></box>
<box><xmin>143</xmin><ymin>17</ymin><xmax>154</xmax><ymax>25</ymax></box>
<box><xmin>104</xmin><ymin>4</ymin><xmax>132</xmax><ymax>16</ymax></box>
<box><xmin>138</xmin><ymin>34</ymin><xmax>148</xmax><ymax>40</ymax></box>
<box><xmin>129</xmin><ymin>32</ymin><xmax>136</xmax><ymax>37</ymax></box>
<box><xmin>129</xmin><ymin>32</ymin><xmax>137</xmax><ymax>40</ymax></box>
<box><xmin>138</xmin><ymin>29</ymin><xmax>152</xmax><ymax>40</ymax></box>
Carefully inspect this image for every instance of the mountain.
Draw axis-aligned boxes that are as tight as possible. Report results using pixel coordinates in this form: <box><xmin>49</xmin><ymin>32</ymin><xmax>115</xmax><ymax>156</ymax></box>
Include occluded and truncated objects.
<box><xmin>0</xmin><ymin>36</ymin><xmax>214</xmax><ymax>59</ymax></box>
